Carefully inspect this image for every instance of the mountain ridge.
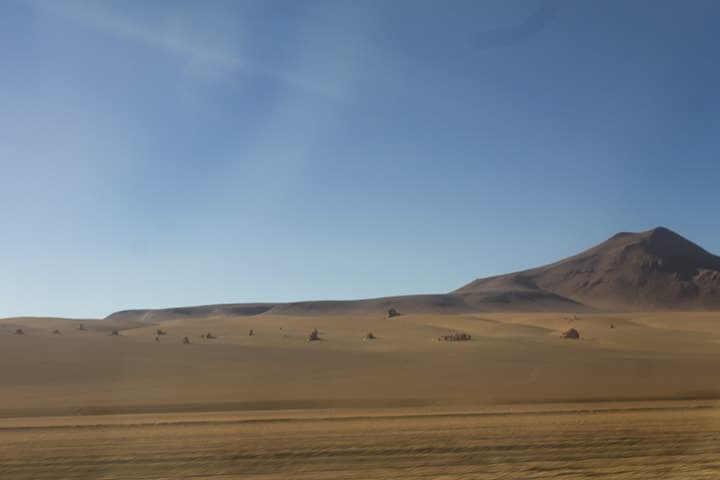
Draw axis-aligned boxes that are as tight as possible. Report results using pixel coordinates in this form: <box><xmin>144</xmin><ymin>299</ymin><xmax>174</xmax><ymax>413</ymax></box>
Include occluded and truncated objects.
<box><xmin>455</xmin><ymin>227</ymin><xmax>720</xmax><ymax>310</ymax></box>
<box><xmin>7</xmin><ymin>227</ymin><xmax>718</xmax><ymax>324</ymax></box>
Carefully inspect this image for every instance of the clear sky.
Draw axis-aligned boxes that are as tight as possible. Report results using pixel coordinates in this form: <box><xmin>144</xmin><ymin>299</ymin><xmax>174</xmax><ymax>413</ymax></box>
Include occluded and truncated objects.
<box><xmin>2</xmin><ymin>0</ymin><xmax>719</xmax><ymax>318</ymax></box>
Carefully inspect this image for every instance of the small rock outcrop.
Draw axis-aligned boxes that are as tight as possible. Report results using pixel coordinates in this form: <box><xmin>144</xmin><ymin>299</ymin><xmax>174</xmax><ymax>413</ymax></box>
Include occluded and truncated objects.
<box><xmin>308</xmin><ymin>328</ymin><xmax>320</xmax><ymax>342</ymax></box>
<box><xmin>562</xmin><ymin>328</ymin><xmax>580</xmax><ymax>339</ymax></box>
<box><xmin>437</xmin><ymin>332</ymin><xmax>471</xmax><ymax>342</ymax></box>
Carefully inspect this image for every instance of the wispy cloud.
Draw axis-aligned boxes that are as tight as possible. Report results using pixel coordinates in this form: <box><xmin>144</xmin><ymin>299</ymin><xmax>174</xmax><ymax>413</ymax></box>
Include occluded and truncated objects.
<box><xmin>25</xmin><ymin>0</ymin><xmax>339</xmax><ymax>98</ymax></box>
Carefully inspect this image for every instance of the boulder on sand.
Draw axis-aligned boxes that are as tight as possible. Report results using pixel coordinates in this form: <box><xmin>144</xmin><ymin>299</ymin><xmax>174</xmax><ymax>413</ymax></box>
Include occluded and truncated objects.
<box><xmin>562</xmin><ymin>328</ymin><xmax>580</xmax><ymax>340</ymax></box>
<box><xmin>308</xmin><ymin>328</ymin><xmax>320</xmax><ymax>342</ymax></box>
<box><xmin>437</xmin><ymin>332</ymin><xmax>471</xmax><ymax>342</ymax></box>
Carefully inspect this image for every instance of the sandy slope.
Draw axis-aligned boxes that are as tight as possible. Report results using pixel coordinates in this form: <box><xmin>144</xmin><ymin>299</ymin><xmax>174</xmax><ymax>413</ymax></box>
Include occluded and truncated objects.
<box><xmin>1</xmin><ymin>311</ymin><xmax>720</xmax><ymax>417</ymax></box>
<box><xmin>103</xmin><ymin>290</ymin><xmax>589</xmax><ymax>325</ymax></box>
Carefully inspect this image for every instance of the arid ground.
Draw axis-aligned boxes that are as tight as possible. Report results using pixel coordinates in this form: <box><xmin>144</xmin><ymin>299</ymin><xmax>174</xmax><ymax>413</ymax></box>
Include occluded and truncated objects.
<box><xmin>1</xmin><ymin>311</ymin><xmax>720</xmax><ymax>478</ymax></box>
<box><xmin>2</xmin><ymin>402</ymin><xmax>720</xmax><ymax>479</ymax></box>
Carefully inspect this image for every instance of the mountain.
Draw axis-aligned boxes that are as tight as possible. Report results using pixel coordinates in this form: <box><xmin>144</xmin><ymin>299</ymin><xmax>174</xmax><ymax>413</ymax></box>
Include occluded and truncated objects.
<box><xmin>96</xmin><ymin>227</ymin><xmax>720</xmax><ymax>323</ymax></box>
<box><xmin>455</xmin><ymin>227</ymin><xmax>720</xmax><ymax>311</ymax></box>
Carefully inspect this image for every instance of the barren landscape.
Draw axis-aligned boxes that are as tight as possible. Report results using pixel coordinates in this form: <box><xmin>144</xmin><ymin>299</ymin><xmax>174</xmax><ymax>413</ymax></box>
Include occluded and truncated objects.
<box><xmin>3</xmin><ymin>402</ymin><xmax>720</xmax><ymax>479</ymax></box>
<box><xmin>2</xmin><ymin>228</ymin><xmax>720</xmax><ymax>478</ymax></box>
<box><xmin>5</xmin><ymin>0</ymin><xmax>720</xmax><ymax>476</ymax></box>
<box><xmin>2</xmin><ymin>309</ymin><xmax>720</xmax><ymax>479</ymax></box>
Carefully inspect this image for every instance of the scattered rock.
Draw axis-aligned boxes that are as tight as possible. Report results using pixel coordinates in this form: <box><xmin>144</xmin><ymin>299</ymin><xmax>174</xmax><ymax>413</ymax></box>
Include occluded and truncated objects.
<box><xmin>562</xmin><ymin>328</ymin><xmax>580</xmax><ymax>339</ymax></box>
<box><xmin>437</xmin><ymin>332</ymin><xmax>471</xmax><ymax>342</ymax></box>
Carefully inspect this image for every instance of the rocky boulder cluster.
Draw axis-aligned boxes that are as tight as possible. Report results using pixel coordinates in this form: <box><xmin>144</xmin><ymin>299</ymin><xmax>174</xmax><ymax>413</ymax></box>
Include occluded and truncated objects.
<box><xmin>437</xmin><ymin>332</ymin><xmax>471</xmax><ymax>342</ymax></box>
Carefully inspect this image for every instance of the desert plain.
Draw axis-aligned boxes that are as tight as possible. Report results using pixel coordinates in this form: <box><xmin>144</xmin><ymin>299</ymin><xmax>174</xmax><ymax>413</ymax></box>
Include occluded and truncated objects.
<box><xmin>1</xmin><ymin>310</ymin><xmax>720</xmax><ymax>479</ymax></box>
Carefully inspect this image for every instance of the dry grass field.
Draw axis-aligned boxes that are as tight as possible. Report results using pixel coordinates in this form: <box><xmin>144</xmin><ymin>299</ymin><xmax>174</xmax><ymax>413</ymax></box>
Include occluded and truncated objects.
<box><xmin>2</xmin><ymin>403</ymin><xmax>720</xmax><ymax>479</ymax></box>
<box><xmin>1</xmin><ymin>311</ymin><xmax>720</xmax><ymax>478</ymax></box>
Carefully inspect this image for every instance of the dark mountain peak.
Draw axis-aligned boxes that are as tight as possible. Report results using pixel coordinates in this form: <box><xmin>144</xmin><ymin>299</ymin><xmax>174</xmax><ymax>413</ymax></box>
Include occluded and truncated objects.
<box><xmin>630</xmin><ymin>227</ymin><xmax>720</xmax><ymax>271</ymax></box>
<box><xmin>648</xmin><ymin>225</ymin><xmax>675</xmax><ymax>235</ymax></box>
<box><xmin>597</xmin><ymin>227</ymin><xmax>715</xmax><ymax>264</ymax></box>
<box><xmin>646</xmin><ymin>225</ymin><xmax>674</xmax><ymax>235</ymax></box>
<box><xmin>608</xmin><ymin>231</ymin><xmax>635</xmax><ymax>240</ymax></box>
<box><xmin>606</xmin><ymin>226</ymin><xmax>679</xmax><ymax>245</ymax></box>
<box><xmin>644</xmin><ymin>226</ymin><xmax>691</xmax><ymax>246</ymax></box>
<box><xmin>455</xmin><ymin>227</ymin><xmax>720</xmax><ymax>310</ymax></box>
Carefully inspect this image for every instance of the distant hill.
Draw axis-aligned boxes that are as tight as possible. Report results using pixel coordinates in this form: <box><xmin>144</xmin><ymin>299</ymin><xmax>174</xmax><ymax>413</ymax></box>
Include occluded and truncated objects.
<box><xmin>88</xmin><ymin>227</ymin><xmax>720</xmax><ymax>323</ymax></box>
<box><xmin>103</xmin><ymin>291</ymin><xmax>587</xmax><ymax>323</ymax></box>
<box><xmin>455</xmin><ymin>227</ymin><xmax>720</xmax><ymax>311</ymax></box>
<box><xmin>105</xmin><ymin>304</ymin><xmax>277</xmax><ymax>323</ymax></box>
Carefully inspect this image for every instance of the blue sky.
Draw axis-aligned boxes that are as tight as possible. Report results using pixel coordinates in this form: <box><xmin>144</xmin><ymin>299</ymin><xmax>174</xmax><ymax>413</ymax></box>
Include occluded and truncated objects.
<box><xmin>2</xmin><ymin>0</ymin><xmax>719</xmax><ymax>318</ymax></box>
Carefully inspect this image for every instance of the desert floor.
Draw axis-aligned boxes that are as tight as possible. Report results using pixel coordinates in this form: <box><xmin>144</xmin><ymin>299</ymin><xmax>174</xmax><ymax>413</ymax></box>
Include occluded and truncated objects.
<box><xmin>1</xmin><ymin>311</ymin><xmax>720</xmax><ymax>478</ymax></box>
<box><xmin>2</xmin><ymin>403</ymin><xmax>720</xmax><ymax>479</ymax></box>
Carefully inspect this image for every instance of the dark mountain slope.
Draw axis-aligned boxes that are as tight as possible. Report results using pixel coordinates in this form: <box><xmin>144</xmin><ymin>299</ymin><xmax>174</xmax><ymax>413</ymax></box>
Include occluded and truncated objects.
<box><xmin>455</xmin><ymin>227</ymin><xmax>720</xmax><ymax>310</ymax></box>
